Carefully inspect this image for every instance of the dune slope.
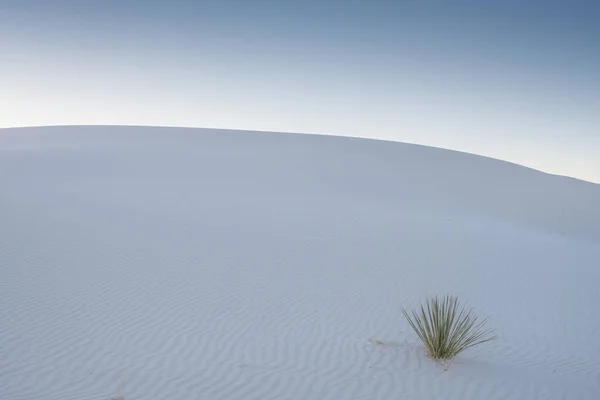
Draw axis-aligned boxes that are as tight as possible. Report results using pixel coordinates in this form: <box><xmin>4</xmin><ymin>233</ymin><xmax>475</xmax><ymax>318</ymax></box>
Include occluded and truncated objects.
<box><xmin>1</xmin><ymin>126</ymin><xmax>599</xmax><ymax>400</ymax></box>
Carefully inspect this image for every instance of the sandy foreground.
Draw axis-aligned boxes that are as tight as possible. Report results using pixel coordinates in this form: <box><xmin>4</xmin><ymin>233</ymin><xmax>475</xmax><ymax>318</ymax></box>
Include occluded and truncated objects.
<box><xmin>1</xmin><ymin>126</ymin><xmax>599</xmax><ymax>400</ymax></box>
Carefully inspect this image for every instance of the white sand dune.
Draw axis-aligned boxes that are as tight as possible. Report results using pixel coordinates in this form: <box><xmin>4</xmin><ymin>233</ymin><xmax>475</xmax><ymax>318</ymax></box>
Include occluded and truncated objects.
<box><xmin>1</xmin><ymin>125</ymin><xmax>599</xmax><ymax>400</ymax></box>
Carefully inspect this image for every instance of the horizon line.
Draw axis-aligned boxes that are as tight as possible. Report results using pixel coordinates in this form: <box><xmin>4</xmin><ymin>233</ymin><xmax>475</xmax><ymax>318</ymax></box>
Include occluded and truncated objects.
<box><xmin>2</xmin><ymin>123</ymin><xmax>598</xmax><ymax>186</ymax></box>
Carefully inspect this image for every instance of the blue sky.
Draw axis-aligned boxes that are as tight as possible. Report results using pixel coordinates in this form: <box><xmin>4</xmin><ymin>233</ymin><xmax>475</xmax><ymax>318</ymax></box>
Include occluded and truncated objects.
<box><xmin>1</xmin><ymin>0</ymin><xmax>599</xmax><ymax>182</ymax></box>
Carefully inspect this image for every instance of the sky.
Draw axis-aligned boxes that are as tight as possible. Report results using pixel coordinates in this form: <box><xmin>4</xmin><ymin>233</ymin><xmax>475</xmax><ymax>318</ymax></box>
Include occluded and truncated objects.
<box><xmin>1</xmin><ymin>0</ymin><xmax>599</xmax><ymax>183</ymax></box>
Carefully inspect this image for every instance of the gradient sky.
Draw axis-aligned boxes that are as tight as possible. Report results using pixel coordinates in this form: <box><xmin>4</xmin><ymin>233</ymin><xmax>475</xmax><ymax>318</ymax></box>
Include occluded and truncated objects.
<box><xmin>1</xmin><ymin>0</ymin><xmax>599</xmax><ymax>183</ymax></box>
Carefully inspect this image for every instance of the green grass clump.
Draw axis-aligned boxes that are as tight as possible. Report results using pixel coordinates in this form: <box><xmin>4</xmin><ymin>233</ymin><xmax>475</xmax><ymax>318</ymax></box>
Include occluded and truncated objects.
<box><xmin>402</xmin><ymin>295</ymin><xmax>496</xmax><ymax>362</ymax></box>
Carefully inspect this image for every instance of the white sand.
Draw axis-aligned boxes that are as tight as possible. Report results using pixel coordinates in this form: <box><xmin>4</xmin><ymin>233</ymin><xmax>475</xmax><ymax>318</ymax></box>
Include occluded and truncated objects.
<box><xmin>1</xmin><ymin>126</ymin><xmax>599</xmax><ymax>400</ymax></box>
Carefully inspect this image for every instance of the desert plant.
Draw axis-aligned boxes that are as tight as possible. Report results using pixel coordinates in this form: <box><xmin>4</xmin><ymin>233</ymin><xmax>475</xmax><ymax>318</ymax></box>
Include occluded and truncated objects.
<box><xmin>402</xmin><ymin>295</ymin><xmax>496</xmax><ymax>363</ymax></box>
